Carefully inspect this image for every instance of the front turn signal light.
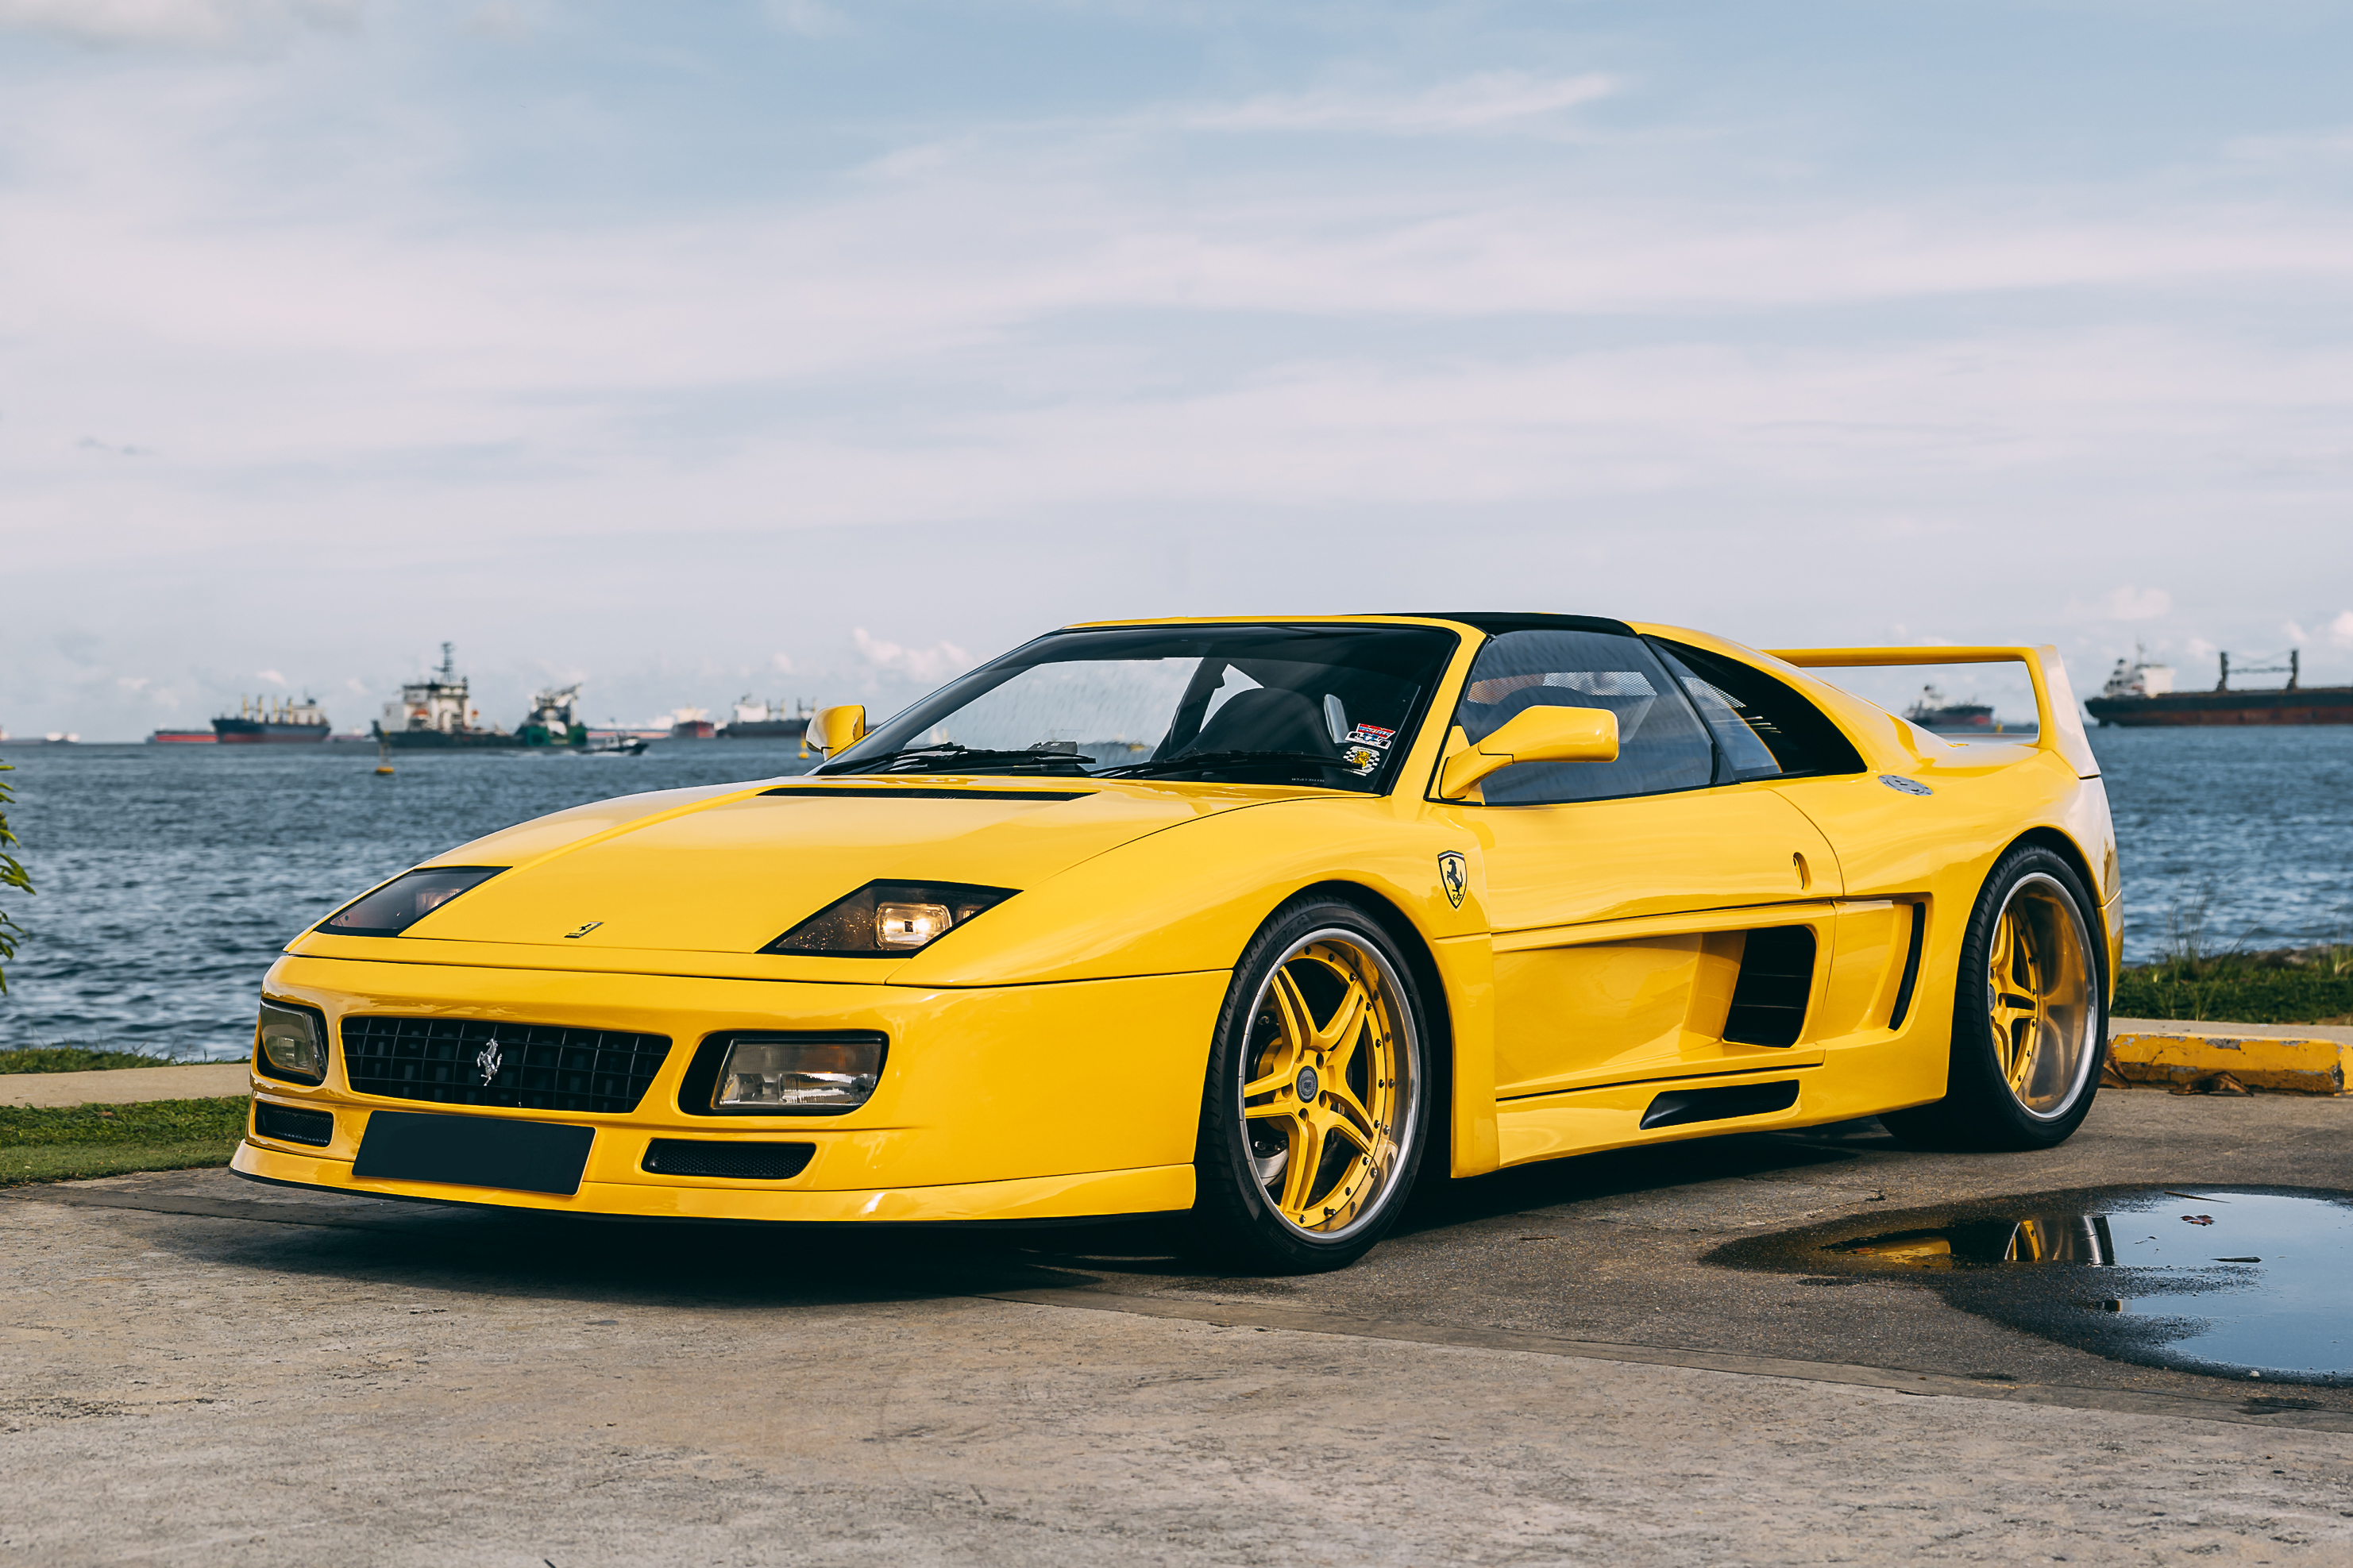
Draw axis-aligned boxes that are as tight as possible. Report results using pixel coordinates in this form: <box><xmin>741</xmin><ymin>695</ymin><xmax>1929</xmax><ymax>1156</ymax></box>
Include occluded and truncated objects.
<box><xmin>708</xmin><ymin>1033</ymin><xmax>885</xmax><ymax>1112</ymax></box>
<box><xmin>254</xmin><ymin>1000</ymin><xmax>328</xmax><ymax>1085</ymax></box>
<box><xmin>762</xmin><ymin>880</ymin><xmax>1016</xmax><ymax>957</ymax></box>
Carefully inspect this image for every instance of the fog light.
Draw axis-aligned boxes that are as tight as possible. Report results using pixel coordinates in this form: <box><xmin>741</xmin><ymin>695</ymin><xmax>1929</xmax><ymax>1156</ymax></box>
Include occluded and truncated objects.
<box><xmin>877</xmin><ymin>902</ymin><xmax>951</xmax><ymax>947</ymax></box>
<box><xmin>712</xmin><ymin>1034</ymin><xmax>884</xmax><ymax>1111</ymax></box>
<box><xmin>255</xmin><ymin>1001</ymin><xmax>327</xmax><ymax>1085</ymax></box>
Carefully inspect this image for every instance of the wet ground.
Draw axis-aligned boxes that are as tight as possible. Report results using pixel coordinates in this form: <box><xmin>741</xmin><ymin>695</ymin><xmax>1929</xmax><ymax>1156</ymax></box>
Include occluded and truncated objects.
<box><xmin>6</xmin><ymin>1088</ymin><xmax>2353</xmax><ymax>1563</ymax></box>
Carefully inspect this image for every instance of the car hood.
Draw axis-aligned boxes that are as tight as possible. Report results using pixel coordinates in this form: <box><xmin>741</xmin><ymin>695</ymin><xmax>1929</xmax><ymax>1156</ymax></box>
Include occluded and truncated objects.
<box><xmin>291</xmin><ymin>777</ymin><xmax>1275</xmax><ymax>962</ymax></box>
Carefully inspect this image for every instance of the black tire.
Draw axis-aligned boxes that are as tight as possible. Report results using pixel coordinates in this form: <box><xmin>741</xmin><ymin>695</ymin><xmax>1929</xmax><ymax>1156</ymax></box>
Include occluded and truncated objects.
<box><xmin>1882</xmin><ymin>843</ymin><xmax>2107</xmax><ymax>1151</ymax></box>
<box><xmin>1186</xmin><ymin>896</ymin><xmax>1433</xmax><ymax>1273</ymax></box>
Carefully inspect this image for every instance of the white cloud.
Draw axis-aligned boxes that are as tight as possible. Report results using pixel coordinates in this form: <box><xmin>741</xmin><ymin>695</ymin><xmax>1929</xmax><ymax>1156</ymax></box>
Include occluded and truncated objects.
<box><xmin>256</xmin><ymin>668</ymin><xmax>287</xmax><ymax>686</ymax></box>
<box><xmin>1186</xmin><ymin>72</ymin><xmax>1616</xmax><ymax>134</ymax></box>
<box><xmin>2331</xmin><ymin>611</ymin><xmax>2353</xmax><ymax>648</ymax></box>
<box><xmin>2067</xmin><ymin>586</ymin><xmax>2173</xmax><ymax>622</ymax></box>
<box><xmin>0</xmin><ymin>0</ymin><xmax>356</xmax><ymax>47</ymax></box>
<box><xmin>851</xmin><ymin>628</ymin><xmax>969</xmax><ymax>686</ymax></box>
<box><xmin>2284</xmin><ymin>618</ymin><xmax>2310</xmax><ymax>644</ymax></box>
<box><xmin>770</xmin><ymin>653</ymin><xmax>797</xmax><ymax>674</ymax></box>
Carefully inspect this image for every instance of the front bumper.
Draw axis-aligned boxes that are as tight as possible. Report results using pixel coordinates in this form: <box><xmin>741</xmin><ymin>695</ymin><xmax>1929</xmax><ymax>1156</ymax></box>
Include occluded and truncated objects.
<box><xmin>237</xmin><ymin>956</ymin><xmax>1224</xmax><ymax>1222</ymax></box>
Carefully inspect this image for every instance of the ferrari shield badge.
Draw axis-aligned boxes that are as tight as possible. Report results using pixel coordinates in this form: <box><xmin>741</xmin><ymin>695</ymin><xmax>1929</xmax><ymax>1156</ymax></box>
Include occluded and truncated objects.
<box><xmin>1437</xmin><ymin>851</ymin><xmax>1469</xmax><ymax>909</ymax></box>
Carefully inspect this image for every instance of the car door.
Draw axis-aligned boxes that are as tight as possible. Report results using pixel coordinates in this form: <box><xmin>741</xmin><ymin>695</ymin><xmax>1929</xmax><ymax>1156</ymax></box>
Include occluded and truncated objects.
<box><xmin>1452</xmin><ymin>628</ymin><xmax>1841</xmax><ymax>1101</ymax></box>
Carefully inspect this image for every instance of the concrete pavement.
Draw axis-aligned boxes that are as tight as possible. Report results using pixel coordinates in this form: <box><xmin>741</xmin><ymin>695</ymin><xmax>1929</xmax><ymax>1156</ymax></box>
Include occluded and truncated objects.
<box><xmin>4</xmin><ymin>1088</ymin><xmax>2351</xmax><ymax>1565</ymax></box>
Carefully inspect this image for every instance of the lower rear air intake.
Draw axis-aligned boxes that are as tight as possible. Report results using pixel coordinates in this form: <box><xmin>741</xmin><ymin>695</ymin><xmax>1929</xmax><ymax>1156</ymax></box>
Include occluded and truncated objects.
<box><xmin>1640</xmin><ymin>1079</ymin><xmax>1801</xmax><ymax>1131</ymax></box>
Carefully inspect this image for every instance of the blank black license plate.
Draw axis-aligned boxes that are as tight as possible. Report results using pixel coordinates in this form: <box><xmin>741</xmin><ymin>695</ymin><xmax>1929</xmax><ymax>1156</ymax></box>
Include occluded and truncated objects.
<box><xmin>353</xmin><ymin>1111</ymin><xmax>594</xmax><ymax>1196</ymax></box>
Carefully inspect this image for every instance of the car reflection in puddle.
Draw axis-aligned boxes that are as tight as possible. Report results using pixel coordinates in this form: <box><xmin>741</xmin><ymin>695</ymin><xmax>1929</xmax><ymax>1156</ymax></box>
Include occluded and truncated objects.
<box><xmin>1717</xmin><ymin>1188</ymin><xmax>2353</xmax><ymax>1385</ymax></box>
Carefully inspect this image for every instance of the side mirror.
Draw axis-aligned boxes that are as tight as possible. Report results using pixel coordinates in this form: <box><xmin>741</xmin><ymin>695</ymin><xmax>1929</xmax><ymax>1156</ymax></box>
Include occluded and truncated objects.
<box><xmin>808</xmin><ymin>704</ymin><xmax>867</xmax><ymax>757</ymax></box>
<box><xmin>1437</xmin><ymin>706</ymin><xmax>1618</xmax><ymax>800</ymax></box>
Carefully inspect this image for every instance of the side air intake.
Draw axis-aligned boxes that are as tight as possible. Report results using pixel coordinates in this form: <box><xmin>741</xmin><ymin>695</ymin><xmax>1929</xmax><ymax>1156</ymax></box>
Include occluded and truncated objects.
<box><xmin>1722</xmin><ymin>927</ymin><xmax>1817</xmax><ymax>1048</ymax></box>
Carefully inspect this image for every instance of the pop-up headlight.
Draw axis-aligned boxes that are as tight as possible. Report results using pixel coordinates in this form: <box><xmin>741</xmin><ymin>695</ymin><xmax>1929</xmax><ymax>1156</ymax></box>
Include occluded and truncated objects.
<box><xmin>254</xmin><ymin>1000</ymin><xmax>329</xmax><ymax>1085</ymax></box>
<box><xmin>315</xmin><ymin>866</ymin><xmax>503</xmax><ymax>937</ymax></box>
<box><xmin>762</xmin><ymin>881</ymin><xmax>1015</xmax><ymax>957</ymax></box>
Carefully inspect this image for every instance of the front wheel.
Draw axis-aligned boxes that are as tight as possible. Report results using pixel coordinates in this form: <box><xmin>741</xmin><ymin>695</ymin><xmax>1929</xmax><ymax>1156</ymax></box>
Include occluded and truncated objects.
<box><xmin>1882</xmin><ymin>844</ymin><xmax>2106</xmax><ymax>1151</ymax></box>
<box><xmin>1186</xmin><ymin>898</ymin><xmax>1432</xmax><ymax>1273</ymax></box>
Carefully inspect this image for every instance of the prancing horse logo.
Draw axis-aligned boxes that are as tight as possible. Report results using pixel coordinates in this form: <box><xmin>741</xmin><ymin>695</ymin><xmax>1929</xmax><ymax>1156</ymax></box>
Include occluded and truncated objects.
<box><xmin>1437</xmin><ymin>851</ymin><xmax>1469</xmax><ymax>909</ymax></box>
<box><xmin>475</xmin><ymin>1038</ymin><xmax>505</xmax><ymax>1087</ymax></box>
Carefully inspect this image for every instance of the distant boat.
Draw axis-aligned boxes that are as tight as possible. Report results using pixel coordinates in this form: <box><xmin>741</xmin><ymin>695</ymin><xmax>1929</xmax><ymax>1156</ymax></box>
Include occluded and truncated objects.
<box><xmin>148</xmin><ymin>729</ymin><xmax>218</xmax><ymax>745</ymax></box>
<box><xmin>1903</xmin><ymin>685</ymin><xmax>1995</xmax><ymax>732</ymax></box>
<box><xmin>720</xmin><ymin>695</ymin><xmax>811</xmax><ymax>740</ymax></box>
<box><xmin>2085</xmin><ymin>646</ymin><xmax>2353</xmax><ymax>726</ymax></box>
<box><xmin>214</xmin><ymin>694</ymin><xmax>330</xmax><ymax>744</ymax></box>
<box><xmin>667</xmin><ymin>706</ymin><xmax>717</xmax><ymax>741</ymax></box>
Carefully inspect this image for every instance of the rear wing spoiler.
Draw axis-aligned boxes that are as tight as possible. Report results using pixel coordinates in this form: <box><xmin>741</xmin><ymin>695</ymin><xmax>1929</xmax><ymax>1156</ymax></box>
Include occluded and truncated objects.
<box><xmin>1762</xmin><ymin>644</ymin><xmax>2100</xmax><ymax>779</ymax></box>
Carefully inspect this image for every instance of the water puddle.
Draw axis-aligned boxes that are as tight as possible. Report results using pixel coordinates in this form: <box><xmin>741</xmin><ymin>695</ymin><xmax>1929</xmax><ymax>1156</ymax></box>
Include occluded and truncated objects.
<box><xmin>1716</xmin><ymin>1187</ymin><xmax>2353</xmax><ymax>1384</ymax></box>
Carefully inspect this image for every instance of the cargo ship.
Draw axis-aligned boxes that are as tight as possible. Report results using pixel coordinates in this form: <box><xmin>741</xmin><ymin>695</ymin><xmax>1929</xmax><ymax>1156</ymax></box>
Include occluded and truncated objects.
<box><xmin>1903</xmin><ymin>685</ymin><xmax>1995</xmax><ymax>732</ymax></box>
<box><xmin>214</xmin><ymin>695</ymin><xmax>331</xmax><ymax>743</ymax></box>
<box><xmin>148</xmin><ymin>729</ymin><xmax>217</xmax><ymax>745</ymax></box>
<box><xmin>2084</xmin><ymin>648</ymin><xmax>2353</xmax><ymax>726</ymax></box>
<box><xmin>668</xmin><ymin>707</ymin><xmax>717</xmax><ymax>741</ymax></box>
<box><xmin>376</xmin><ymin>645</ymin><xmax>596</xmax><ymax>749</ymax></box>
<box><xmin>720</xmin><ymin>695</ymin><xmax>810</xmax><ymax>740</ymax></box>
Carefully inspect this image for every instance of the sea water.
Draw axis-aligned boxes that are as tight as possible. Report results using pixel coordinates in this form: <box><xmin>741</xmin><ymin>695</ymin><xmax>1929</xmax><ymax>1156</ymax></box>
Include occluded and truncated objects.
<box><xmin>0</xmin><ymin>726</ymin><xmax>2347</xmax><ymax>1058</ymax></box>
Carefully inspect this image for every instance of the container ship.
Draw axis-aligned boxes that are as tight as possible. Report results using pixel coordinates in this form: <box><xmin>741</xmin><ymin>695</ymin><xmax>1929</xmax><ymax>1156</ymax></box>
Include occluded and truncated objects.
<box><xmin>720</xmin><ymin>695</ymin><xmax>810</xmax><ymax>740</ymax></box>
<box><xmin>2084</xmin><ymin>649</ymin><xmax>2353</xmax><ymax>727</ymax></box>
<box><xmin>375</xmin><ymin>645</ymin><xmax>588</xmax><ymax>749</ymax></box>
<box><xmin>1902</xmin><ymin>685</ymin><xmax>1995</xmax><ymax>732</ymax></box>
<box><xmin>214</xmin><ymin>695</ymin><xmax>330</xmax><ymax>743</ymax></box>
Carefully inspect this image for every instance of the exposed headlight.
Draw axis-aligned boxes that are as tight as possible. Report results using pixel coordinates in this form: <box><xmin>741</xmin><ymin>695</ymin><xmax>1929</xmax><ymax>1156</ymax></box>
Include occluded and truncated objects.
<box><xmin>316</xmin><ymin>866</ymin><xmax>504</xmax><ymax>937</ymax></box>
<box><xmin>254</xmin><ymin>1000</ymin><xmax>329</xmax><ymax>1085</ymax></box>
<box><xmin>762</xmin><ymin>880</ymin><xmax>1016</xmax><ymax>957</ymax></box>
<box><xmin>707</xmin><ymin>1033</ymin><xmax>885</xmax><ymax>1112</ymax></box>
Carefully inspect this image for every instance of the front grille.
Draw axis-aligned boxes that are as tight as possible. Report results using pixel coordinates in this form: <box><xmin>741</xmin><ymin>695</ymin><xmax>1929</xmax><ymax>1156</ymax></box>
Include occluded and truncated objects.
<box><xmin>642</xmin><ymin>1138</ymin><xmax>816</xmax><ymax>1181</ymax></box>
<box><xmin>254</xmin><ymin>1100</ymin><xmax>335</xmax><ymax>1147</ymax></box>
<box><xmin>340</xmin><ymin>1016</ymin><xmax>672</xmax><ymax>1115</ymax></box>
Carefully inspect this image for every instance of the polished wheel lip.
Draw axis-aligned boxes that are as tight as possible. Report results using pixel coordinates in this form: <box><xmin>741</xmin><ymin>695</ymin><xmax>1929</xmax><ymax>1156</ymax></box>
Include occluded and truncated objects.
<box><xmin>1236</xmin><ymin>926</ymin><xmax>1420</xmax><ymax>1243</ymax></box>
<box><xmin>1985</xmin><ymin>871</ymin><xmax>2099</xmax><ymax>1122</ymax></box>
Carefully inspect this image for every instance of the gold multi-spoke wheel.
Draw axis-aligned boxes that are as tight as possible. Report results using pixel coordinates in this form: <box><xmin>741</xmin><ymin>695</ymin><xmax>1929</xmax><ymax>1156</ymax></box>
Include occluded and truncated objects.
<box><xmin>1985</xmin><ymin>872</ymin><xmax>2099</xmax><ymax>1119</ymax></box>
<box><xmin>1240</xmin><ymin>934</ymin><xmax>1411</xmax><ymax>1236</ymax></box>
<box><xmin>1881</xmin><ymin>846</ymin><xmax>2106</xmax><ymax>1152</ymax></box>
<box><xmin>1194</xmin><ymin>903</ymin><xmax>1429</xmax><ymax>1270</ymax></box>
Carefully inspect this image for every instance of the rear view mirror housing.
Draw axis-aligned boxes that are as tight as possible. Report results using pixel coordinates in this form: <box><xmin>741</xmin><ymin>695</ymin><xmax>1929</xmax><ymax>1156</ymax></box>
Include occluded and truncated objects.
<box><xmin>1437</xmin><ymin>706</ymin><xmax>1619</xmax><ymax>800</ymax></box>
<box><xmin>808</xmin><ymin>704</ymin><xmax>867</xmax><ymax>757</ymax></box>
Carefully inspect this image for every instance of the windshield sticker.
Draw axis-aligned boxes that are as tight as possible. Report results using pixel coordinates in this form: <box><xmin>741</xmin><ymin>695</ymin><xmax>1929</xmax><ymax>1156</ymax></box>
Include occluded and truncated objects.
<box><xmin>1343</xmin><ymin>724</ymin><xmax>1397</xmax><ymax>750</ymax></box>
<box><xmin>1343</xmin><ymin>745</ymin><xmax>1383</xmax><ymax>774</ymax></box>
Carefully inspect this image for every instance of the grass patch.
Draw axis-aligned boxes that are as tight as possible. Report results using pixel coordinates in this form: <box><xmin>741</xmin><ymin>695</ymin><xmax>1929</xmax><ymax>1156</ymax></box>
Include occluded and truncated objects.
<box><xmin>2114</xmin><ymin>946</ymin><xmax>2353</xmax><ymax>1026</ymax></box>
<box><xmin>0</xmin><ymin>1044</ymin><xmax>247</xmax><ymax>1074</ymax></box>
<box><xmin>0</xmin><ymin>1096</ymin><xmax>248</xmax><ymax>1187</ymax></box>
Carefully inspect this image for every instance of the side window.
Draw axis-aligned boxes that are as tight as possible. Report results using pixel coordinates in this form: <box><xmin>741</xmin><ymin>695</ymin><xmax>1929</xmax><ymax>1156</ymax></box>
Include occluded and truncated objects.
<box><xmin>1452</xmin><ymin>630</ymin><xmax>1715</xmax><ymax>804</ymax></box>
<box><xmin>1650</xmin><ymin>641</ymin><xmax>1867</xmax><ymax>779</ymax></box>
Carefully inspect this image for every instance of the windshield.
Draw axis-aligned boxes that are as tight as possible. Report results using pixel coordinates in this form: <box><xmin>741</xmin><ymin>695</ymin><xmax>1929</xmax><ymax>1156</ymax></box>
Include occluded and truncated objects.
<box><xmin>818</xmin><ymin>623</ymin><xmax>1460</xmax><ymax>791</ymax></box>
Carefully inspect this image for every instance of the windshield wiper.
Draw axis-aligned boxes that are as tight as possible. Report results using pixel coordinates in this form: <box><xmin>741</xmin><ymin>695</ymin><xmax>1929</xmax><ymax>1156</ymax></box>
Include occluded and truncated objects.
<box><xmin>1100</xmin><ymin>749</ymin><xmax>1352</xmax><ymax>780</ymax></box>
<box><xmin>828</xmin><ymin>744</ymin><xmax>1097</xmax><ymax>776</ymax></box>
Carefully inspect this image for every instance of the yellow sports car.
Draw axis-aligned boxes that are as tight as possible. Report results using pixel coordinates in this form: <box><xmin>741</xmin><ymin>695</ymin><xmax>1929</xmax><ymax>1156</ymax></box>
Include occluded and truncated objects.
<box><xmin>237</xmin><ymin>614</ymin><xmax>2117</xmax><ymax>1271</ymax></box>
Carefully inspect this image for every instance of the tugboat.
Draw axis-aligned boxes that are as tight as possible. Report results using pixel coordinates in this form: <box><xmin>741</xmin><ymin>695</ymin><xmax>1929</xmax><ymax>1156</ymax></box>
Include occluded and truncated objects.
<box><xmin>720</xmin><ymin>695</ymin><xmax>811</xmax><ymax>740</ymax></box>
<box><xmin>516</xmin><ymin>684</ymin><xmax>589</xmax><ymax>748</ymax></box>
<box><xmin>2085</xmin><ymin>646</ymin><xmax>2353</xmax><ymax>726</ymax></box>
<box><xmin>214</xmin><ymin>694</ymin><xmax>331</xmax><ymax>743</ymax></box>
<box><xmin>1902</xmin><ymin>684</ymin><xmax>1995</xmax><ymax>732</ymax></box>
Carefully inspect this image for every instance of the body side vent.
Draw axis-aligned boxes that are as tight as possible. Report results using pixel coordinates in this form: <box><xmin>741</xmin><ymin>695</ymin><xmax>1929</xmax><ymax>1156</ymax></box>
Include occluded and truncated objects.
<box><xmin>1722</xmin><ymin>926</ymin><xmax>1817</xmax><ymax>1048</ymax></box>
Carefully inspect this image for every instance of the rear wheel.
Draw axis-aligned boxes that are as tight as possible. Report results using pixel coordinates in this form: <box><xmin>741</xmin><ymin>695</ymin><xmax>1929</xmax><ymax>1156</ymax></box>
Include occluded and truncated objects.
<box><xmin>1883</xmin><ymin>844</ymin><xmax>2105</xmax><ymax>1151</ymax></box>
<box><xmin>1187</xmin><ymin>898</ymin><xmax>1431</xmax><ymax>1273</ymax></box>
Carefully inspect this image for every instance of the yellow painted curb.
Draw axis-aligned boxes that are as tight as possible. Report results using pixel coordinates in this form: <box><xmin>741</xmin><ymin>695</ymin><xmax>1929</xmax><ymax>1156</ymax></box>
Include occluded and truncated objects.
<box><xmin>2106</xmin><ymin>1021</ymin><xmax>2349</xmax><ymax>1096</ymax></box>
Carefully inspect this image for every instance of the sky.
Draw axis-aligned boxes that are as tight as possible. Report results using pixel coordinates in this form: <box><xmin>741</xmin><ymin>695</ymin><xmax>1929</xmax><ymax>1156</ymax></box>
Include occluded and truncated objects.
<box><xmin>2</xmin><ymin>0</ymin><xmax>2351</xmax><ymax>739</ymax></box>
